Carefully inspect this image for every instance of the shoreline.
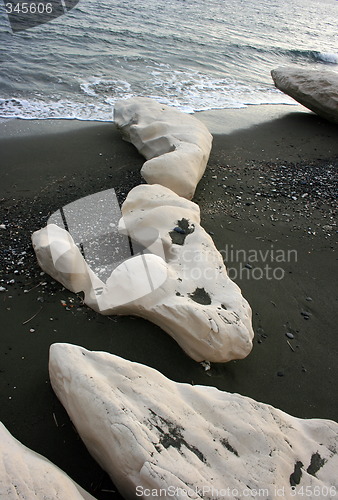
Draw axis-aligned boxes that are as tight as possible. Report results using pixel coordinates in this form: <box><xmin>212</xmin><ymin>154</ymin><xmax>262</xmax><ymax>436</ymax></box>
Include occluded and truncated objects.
<box><xmin>0</xmin><ymin>102</ymin><xmax>315</xmax><ymax>134</ymax></box>
<box><xmin>0</xmin><ymin>106</ymin><xmax>337</xmax><ymax>499</ymax></box>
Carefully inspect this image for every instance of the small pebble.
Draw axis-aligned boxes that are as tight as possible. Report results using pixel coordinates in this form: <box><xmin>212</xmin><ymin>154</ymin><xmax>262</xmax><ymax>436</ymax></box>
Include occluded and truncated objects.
<box><xmin>305</xmin><ymin>297</ymin><xmax>313</xmax><ymax>302</ymax></box>
<box><xmin>245</xmin><ymin>264</ymin><xmax>252</xmax><ymax>269</ymax></box>
<box><xmin>173</xmin><ymin>227</ymin><xmax>186</xmax><ymax>234</ymax></box>
<box><xmin>201</xmin><ymin>361</ymin><xmax>211</xmax><ymax>371</ymax></box>
<box><xmin>286</xmin><ymin>332</ymin><xmax>294</xmax><ymax>339</ymax></box>
<box><xmin>29</xmin><ymin>328</ymin><xmax>35</xmax><ymax>333</ymax></box>
<box><xmin>277</xmin><ymin>371</ymin><xmax>284</xmax><ymax>377</ymax></box>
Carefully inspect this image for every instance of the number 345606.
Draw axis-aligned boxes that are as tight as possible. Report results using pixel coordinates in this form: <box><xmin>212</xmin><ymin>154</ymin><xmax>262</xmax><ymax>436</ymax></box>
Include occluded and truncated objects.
<box><xmin>5</xmin><ymin>2</ymin><xmax>53</xmax><ymax>14</ymax></box>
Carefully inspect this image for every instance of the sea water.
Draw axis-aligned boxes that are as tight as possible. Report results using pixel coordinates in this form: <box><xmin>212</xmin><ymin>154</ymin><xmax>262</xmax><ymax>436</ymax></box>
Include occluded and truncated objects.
<box><xmin>0</xmin><ymin>0</ymin><xmax>337</xmax><ymax>120</ymax></box>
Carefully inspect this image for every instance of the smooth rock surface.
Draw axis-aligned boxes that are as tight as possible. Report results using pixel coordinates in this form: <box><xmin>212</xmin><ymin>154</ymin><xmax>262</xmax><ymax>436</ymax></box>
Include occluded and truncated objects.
<box><xmin>117</xmin><ymin>184</ymin><xmax>254</xmax><ymax>362</ymax></box>
<box><xmin>271</xmin><ymin>67</ymin><xmax>338</xmax><ymax>124</ymax></box>
<box><xmin>114</xmin><ymin>97</ymin><xmax>213</xmax><ymax>199</ymax></box>
<box><xmin>0</xmin><ymin>422</ymin><xmax>96</xmax><ymax>500</ymax></box>
<box><xmin>49</xmin><ymin>343</ymin><xmax>338</xmax><ymax>500</ymax></box>
<box><xmin>32</xmin><ymin>184</ymin><xmax>253</xmax><ymax>363</ymax></box>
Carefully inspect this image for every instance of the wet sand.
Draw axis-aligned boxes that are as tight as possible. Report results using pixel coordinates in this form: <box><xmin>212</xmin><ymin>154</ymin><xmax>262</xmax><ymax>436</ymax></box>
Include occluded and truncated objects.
<box><xmin>0</xmin><ymin>105</ymin><xmax>337</xmax><ymax>498</ymax></box>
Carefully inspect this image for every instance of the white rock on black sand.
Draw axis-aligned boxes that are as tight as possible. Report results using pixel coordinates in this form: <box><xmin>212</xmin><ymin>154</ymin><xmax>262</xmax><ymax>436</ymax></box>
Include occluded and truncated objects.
<box><xmin>114</xmin><ymin>97</ymin><xmax>213</xmax><ymax>199</ymax></box>
<box><xmin>32</xmin><ymin>184</ymin><xmax>254</xmax><ymax>363</ymax></box>
<box><xmin>0</xmin><ymin>422</ymin><xmax>96</xmax><ymax>499</ymax></box>
<box><xmin>271</xmin><ymin>66</ymin><xmax>338</xmax><ymax>124</ymax></box>
<box><xmin>49</xmin><ymin>343</ymin><xmax>338</xmax><ymax>500</ymax></box>
<box><xmin>118</xmin><ymin>183</ymin><xmax>254</xmax><ymax>362</ymax></box>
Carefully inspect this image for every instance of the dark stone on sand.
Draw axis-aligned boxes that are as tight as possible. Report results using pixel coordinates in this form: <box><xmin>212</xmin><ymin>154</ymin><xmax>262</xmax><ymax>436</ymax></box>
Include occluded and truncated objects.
<box><xmin>306</xmin><ymin>452</ymin><xmax>327</xmax><ymax>477</ymax></box>
<box><xmin>290</xmin><ymin>460</ymin><xmax>304</xmax><ymax>487</ymax></box>
<box><xmin>188</xmin><ymin>287</ymin><xmax>212</xmax><ymax>306</ymax></box>
<box><xmin>169</xmin><ymin>218</ymin><xmax>195</xmax><ymax>245</ymax></box>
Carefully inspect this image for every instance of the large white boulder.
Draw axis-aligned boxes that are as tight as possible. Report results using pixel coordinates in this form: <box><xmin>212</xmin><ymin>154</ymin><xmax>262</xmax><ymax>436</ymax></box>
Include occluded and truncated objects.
<box><xmin>271</xmin><ymin>67</ymin><xmax>338</xmax><ymax>124</ymax></box>
<box><xmin>32</xmin><ymin>184</ymin><xmax>253</xmax><ymax>363</ymax></box>
<box><xmin>0</xmin><ymin>422</ymin><xmax>96</xmax><ymax>500</ymax></box>
<box><xmin>114</xmin><ymin>97</ymin><xmax>213</xmax><ymax>199</ymax></box>
<box><xmin>117</xmin><ymin>183</ymin><xmax>254</xmax><ymax>362</ymax></box>
<box><xmin>49</xmin><ymin>343</ymin><xmax>338</xmax><ymax>500</ymax></box>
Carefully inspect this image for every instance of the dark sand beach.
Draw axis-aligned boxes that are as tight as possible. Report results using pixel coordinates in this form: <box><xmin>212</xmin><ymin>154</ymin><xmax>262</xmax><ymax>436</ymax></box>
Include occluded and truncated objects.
<box><xmin>0</xmin><ymin>105</ymin><xmax>337</xmax><ymax>498</ymax></box>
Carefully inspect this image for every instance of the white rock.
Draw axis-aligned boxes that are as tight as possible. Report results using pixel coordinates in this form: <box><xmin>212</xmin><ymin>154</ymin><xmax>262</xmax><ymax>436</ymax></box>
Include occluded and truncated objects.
<box><xmin>32</xmin><ymin>223</ymin><xmax>105</xmax><ymax>307</ymax></box>
<box><xmin>117</xmin><ymin>184</ymin><xmax>254</xmax><ymax>362</ymax></box>
<box><xmin>49</xmin><ymin>343</ymin><xmax>338</xmax><ymax>500</ymax></box>
<box><xmin>271</xmin><ymin>67</ymin><xmax>338</xmax><ymax>124</ymax></box>
<box><xmin>114</xmin><ymin>97</ymin><xmax>213</xmax><ymax>199</ymax></box>
<box><xmin>32</xmin><ymin>184</ymin><xmax>253</xmax><ymax>363</ymax></box>
<box><xmin>0</xmin><ymin>421</ymin><xmax>96</xmax><ymax>500</ymax></box>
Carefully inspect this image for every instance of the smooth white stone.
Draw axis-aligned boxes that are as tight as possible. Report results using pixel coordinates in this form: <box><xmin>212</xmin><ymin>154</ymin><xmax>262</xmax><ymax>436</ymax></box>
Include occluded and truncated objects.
<box><xmin>49</xmin><ymin>343</ymin><xmax>338</xmax><ymax>500</ymax></box>
<box><xmin>114</xmin><ymin>97</ymin><xmax>213</xmax><ymax>199</ymax></box>
<box><xmin>32</xmin><ymin>223</ymin><xmax>105</xmax><ymax>311</ymax></box>
<box><xmin>32</xmin><ymin>184</ymin><xmax>253</xmax><ymax>363</ymax></box>
<box><xmin>0</xmin><ymin>422</ymin><xmax>96</xmax><ymax>500</ymax></box>
<box><xmin>117</xmin><ymin>183</ymin><xmax>254</xmax><ymax>362</ymax></box>
<box><xmin>271</xmin><ymin>67</ymin><xmax>338</xmax><ymax>124</ymax></box>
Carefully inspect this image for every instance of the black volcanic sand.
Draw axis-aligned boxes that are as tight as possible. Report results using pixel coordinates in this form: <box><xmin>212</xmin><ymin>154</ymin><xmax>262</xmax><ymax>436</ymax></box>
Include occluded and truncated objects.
<box><xmin>0</xmin><ymin>107</ymin><xmax>337</xmax><ymax>499</ymax></box>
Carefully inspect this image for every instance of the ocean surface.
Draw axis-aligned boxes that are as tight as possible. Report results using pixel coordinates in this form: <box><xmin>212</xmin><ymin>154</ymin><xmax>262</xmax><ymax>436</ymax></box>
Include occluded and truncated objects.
<box><xmin>0</xmin><ymin>0</ymin><xmax>337</xmax><ymax>120</ymax></box>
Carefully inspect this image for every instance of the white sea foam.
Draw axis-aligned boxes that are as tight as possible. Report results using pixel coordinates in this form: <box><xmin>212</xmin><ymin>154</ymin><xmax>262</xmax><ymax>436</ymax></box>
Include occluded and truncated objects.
<box><xmin>80</xmin><ymin>78</ymin><xmax>133</xmax><ymax>99</ymax></box>
<box><xmin>0</xmin><ymin>97</ymin><xmax>113</xmax><ymax>121</ymax></box>
<box><xmin>317</xmin><ymin>52</ymin><xmax>338</xmax><ymax>64</ymax></box>
<box><xmin>0</xmin><ymin>64</ymin><xmax>296</xmax><ymax>121</ymax></box>
<box><xmin>0</xmin><ymin>79</ymin><xmax>295</xmax><ymax>121</ymax></box>
<box><xmin>1</xmin><ymin>0</ymin><xmax>337</xmax><ymax>121</ymax></box>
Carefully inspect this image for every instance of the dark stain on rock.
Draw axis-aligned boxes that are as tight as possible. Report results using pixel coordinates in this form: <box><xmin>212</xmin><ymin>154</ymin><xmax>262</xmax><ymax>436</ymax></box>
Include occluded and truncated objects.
<box><xmin>290</xmin><ymin>461</ymin><xmax>303</xmax><ymax>486</ymax></box>
<box><xmin>169</xmin><ymin>218</ymin><xmax>195</xmax><ymax>245</ymax></box>
<box><xmin>221</xmin><ymin>438</ymin><xmax>239</xmax><ymax>457</ymax></box>
<box><xmin>307</xmin><ymin>452</ymin><xmax>326</xmax><ymax>477</ymax></box>
<box><xmin>154</xmin><ymin>443</ymin><xmax>162</xmax><ymax>453</ymax></box>
<box><xmin>284</xmin><ymin>438</ymin><xmax>293</xmax><ymax>449</ymax></box>
<box><xmin>149</xmin><ymin>409</ymin><xmax>207</xmax><ymax>464</ymax></box>
<box><xmin>189</xmin><ymin>287</ymin><xmax>211</xmax><ymax>305</ymax></box>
